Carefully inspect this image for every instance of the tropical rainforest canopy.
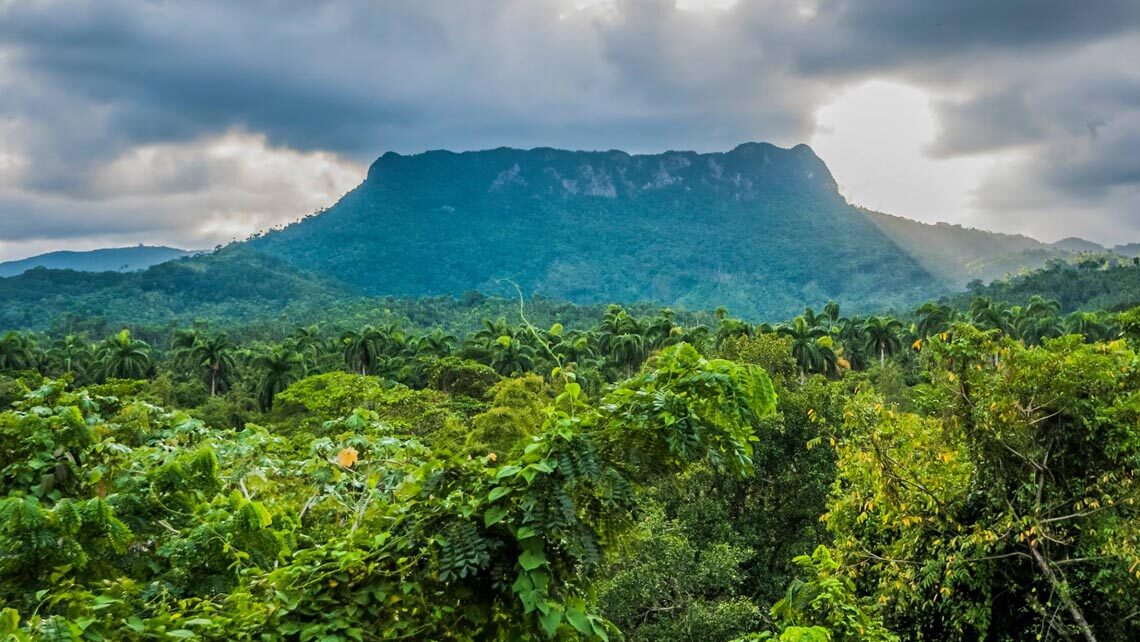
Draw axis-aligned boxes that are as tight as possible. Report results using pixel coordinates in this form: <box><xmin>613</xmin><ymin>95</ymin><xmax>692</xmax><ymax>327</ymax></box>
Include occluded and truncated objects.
<box><xmin>3</xmin><ymin>137</ymin><xmax>1139</xmax><ymax>642</ymax></box>
<box><xmin>2</xmin><ymin>276</ymin><xmax>1139</xmax><ymax>641</ymax></box>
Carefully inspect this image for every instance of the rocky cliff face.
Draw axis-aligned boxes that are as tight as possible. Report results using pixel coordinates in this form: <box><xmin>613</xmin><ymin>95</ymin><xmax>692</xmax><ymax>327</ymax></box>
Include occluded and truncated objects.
<box><xmin>366</xmin><ymin>142</ymin><xmax>840</xmax><ymax>202</ymax></box>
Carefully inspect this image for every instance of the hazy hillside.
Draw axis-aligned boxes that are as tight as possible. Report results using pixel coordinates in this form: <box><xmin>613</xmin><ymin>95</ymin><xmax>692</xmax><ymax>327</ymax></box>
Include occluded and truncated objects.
<box><xmin>1112</xmin><ymin>242</ymin><xmax>1140</xmax><ymax>257</ymax></box>
<box><xmin>249</xmin><ymin>143</ymin><xmax>942</xmax><ymax>319</ymax></box>
<box><xmin>0</xmin><ymin>245</ymin><xmax>193</xmax><ymax>277</ymax></box>
<box><xmin>863</xmin><ymin>209</ymin><xmax>1082</xmax><ymax>285</ymax></box>
<box><xmin>1051</xmin><ymin>237</ymin><xmax>1106</xmax><ymax>253</ymax></box>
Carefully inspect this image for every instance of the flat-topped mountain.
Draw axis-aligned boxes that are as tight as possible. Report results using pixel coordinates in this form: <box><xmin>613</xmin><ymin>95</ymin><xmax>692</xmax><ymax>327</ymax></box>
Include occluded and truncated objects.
<box><xmin>248</xmin><ymin>143</ymin><xmax>939</xmax><ymax>317</ymax></box>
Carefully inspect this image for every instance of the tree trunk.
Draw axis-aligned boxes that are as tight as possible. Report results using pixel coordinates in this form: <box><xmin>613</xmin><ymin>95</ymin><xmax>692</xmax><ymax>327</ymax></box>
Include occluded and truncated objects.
<box><xmin>1028</xmin><ymin>542</ymin><xmax>1097</xmax><ymax>642</ymax></box>
<box><xmin>880</xmin><ymin>346</ymin><xmax>885</xmax><ymax>368</ymax></box>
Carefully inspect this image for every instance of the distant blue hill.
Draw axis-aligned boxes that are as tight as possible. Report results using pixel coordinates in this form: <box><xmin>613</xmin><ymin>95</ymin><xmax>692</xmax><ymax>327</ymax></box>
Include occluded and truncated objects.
<box><xmin>0</xmin><ymin>245</ymin><xmax>194</xmax><ymax>277</ymax></box>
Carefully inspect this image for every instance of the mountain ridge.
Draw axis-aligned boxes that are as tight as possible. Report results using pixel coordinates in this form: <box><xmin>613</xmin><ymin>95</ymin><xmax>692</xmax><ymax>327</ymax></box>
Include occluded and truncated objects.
<box><xmin>0</xmin><ymin>245</ymin><xmax>195</xmax><ymax>278</ymax></box>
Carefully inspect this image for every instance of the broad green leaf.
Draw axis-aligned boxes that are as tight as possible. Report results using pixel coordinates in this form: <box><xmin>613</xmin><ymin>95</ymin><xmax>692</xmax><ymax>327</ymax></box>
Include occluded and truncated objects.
<box><xmin>484</xmin><ymin>504</ymin><xmax>508</xmax><ymax>527</ymax></box>
<box><xmin>538</xmin><ymin>608</ymin><xmax>562</xmax><ymax>638</ymax></box>
<box><xmin>519</xmin><ymin>546</ymin><xmax>546</xmax><ymax>571</ymax></box>
<box><xmin>566</xmin><ymin>609</ymin><xmax>591</xmax><ymax>634</ymax></box>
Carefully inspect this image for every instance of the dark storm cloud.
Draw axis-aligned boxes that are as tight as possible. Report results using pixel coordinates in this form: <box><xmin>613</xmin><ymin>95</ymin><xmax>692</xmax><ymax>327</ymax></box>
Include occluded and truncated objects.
<box><xmin>1</xmin><ymin>0</ymin><xmax>1140</xmax><ymax>255</ymax></box>
<box><xmin>796</xmin><ymin>0</ymin><xmax>1140</xmax><ymax>74</ymax></box>
<box><xmin>925</xmin><ymin>88</ymin><xmax>1045</xmax><ymax>157</ymax></box>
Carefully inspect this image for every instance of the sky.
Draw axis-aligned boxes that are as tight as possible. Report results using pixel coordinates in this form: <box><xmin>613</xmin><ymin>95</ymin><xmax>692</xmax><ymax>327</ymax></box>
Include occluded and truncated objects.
<box><xmin>1</xmin><ymin>0</ymin><xmax>1140</xmax><ymax>260</ymax></box>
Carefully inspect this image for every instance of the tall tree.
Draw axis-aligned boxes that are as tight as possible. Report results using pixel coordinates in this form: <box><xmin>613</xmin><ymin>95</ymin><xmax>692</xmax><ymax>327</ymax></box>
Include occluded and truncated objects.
<box><xmin>289</xmin><ymin>325</ymin><xmax>325</xmax><ymax>372</ymax></box>
<box><xmin>823</xmin><ymin>300</ymin><xmax>842</xmax><ymax>324</ymax></box>
<box><xmin>0</xmin><ymin>331</ymin><xmax>38</xmax><ymax>372</ymax></box>
<box><xmin>341</xmin><ymin>325</ymin><xmax>388</xmax><ymax>376</ymax></box>
<box><xmin>46</xmin><ymin>334</ymin><xmax>90</xmax><ymax>380</ymax></box>
<box><xmin>187</xmin><ymin>333</ymin><xmax>238</xmax><ymax>396</ymax></box>
<box><xmin>488</xmin><ymin>335</ymin><xmax>537</xmax><ymax>377</ymax></box>
<box><xmin>915</xmin><ymin>301</ymin><xmax>956</xmax><ymax>339</ymax></box>
<box><xmin>862</xmin><ymin>316</ymin><xmax>903</xmax><ymax>367</ymax></box>
<box><xmin>969</xmin><ymin>297</ymin><xmax>1011</xmax><ymax>334</ymax></box>
<box><xmin>96</xmin><ymin>330</ymin><xmax>151</xmax><ymax>381</ymax></box>
<box><xmin>411</xmin><ymin>329</ymin><xmax>457</xmax><ymax>359</ymax></box>
<box><xmin>777</xmin><ymin>316</ymin><xmax>827</xmax><ymax>381</ymax></box>
<box><xmin>251</xmin><ymin>345</ymin><xmax>303</xmax><ymax>411</ymax></box>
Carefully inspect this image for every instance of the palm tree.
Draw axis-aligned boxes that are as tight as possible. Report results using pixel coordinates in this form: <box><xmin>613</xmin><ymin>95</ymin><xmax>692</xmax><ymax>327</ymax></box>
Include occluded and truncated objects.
<box><xmin>96</xmin><ymin>330</ymin><xmax>152</xmax><ymax>380</ymax></box>
<box><xmin>412</xmin><ymin>329</ymin><xmax>457</xmax><ymax>358</ymax></box>
<box><xmin>342</xmin><ymin>325</ymin><xmax>389</xmax><ymax>375</ymax></box>
<box><xmin>0</xmin><ymin>331</ymin><xmax>38</xmax><ymax>372</ymax></box>
<box><xmin>834</xmin><ymin>316</ymin><xmax>868</xmax><ymax>371</ymax></box>
<box><xmin>916</xmin><ymin>302</ymin><xmax>956</xmax><ymax>338</ymax></box>
<box><xmin>816</xmin><ymin>335</ymin><xmax>840</xmax><ymax>378</ymax></box>
<box><xmin>609</xmin><ymin>332</ymin><xmax>648</xmax><ymax>377</ymax></box>
<box><xmin>600</xmin><ymin>305</ymin><xmax>641</xmax><ymax>339</ymax></box>
<box><xmin>187</xmin><ymin>333</ymin><xmax>238</xmax><ymax>396</ymax></box>
<box><xmin>715</xmin><ymin>317</ymin><xmax>753</xmax><ymax>349</ymax></box>
<box><xmin>823</xmin><ymin>301</ymin><xmax>842</xmax><ymax>325</ymax></box>
<box><xmin>488</xmin><ymin>335</ymin><xmax>536</xmax><ymax>376</ymax></box>
<box><xmin>1011</xmin><ymin>296</ymin><xmax>1063</xmax><ymax>346</ymax></box>
<box><xmin>171</xmin><ymin>328</ymin><xmax>201</xmax><ymax>354</ymax></box>
<box><xmin>801</xmin><ymin>306</ymin><xmax>826</xmax><ymax>330</ymax></box>
<box><xmin>472</xmin><ymin>318</ymin><xmax>516</xmax><ymax>347</ymax></box>
<box><xmin>675</xmin><ymin>325</ymin><xmax>712</xmax><ymax>353</ymax></box>
<box><xmin>862</xmin><ymin>316</ymin><xmax>903</xmax><ymax>367</ymax></box>
<box><xmin>1014</xmin><ymin>313</ymin><xmax>1064</xmax><ymax>346</ymax></box>
<box><xmin>1024</xmin><ymin>295</ymin><xmax>1061</xmax><ymax>318</ymax></box>
<box><xmin>970</xmin><ymin>297</ymin><xmax>1011</xmax><ymax>334</ymax></box>
<box><xmin>251</xmin><ymin>345</ymin><xmax>303</xmax><ymax>411</ymax></box>
<box><xmin>598</xmin><ymin>305</ymin><xmax>649</xmax><ymax>366</ymax></box>
<box><xmin>777</xmin><ymin>316</ymin><xmax>828</xmax><ymax>382</ymax></box>
<box><xmin>646</xmin><ymin>308</ymin><xmax>678</xmax><ymax>349</ymax></box>
<box><xmin>289</xmin><ymin>325</ymin><xmax>324</xmax><ymax>372</ymax></box>
<box><xmin>553</xmin><ymin>329</ymin><xmax>600</xmax><ymax>366</ymax></box>
<box><xmin>1065</xmin><ymin>312</ymin><xmax>1111</xmax><ymax>343</ymax></box>
<box><xmin>46</xmin><ymin>334</ymin><xmax>90</xmax><ymax>379</ymax></box>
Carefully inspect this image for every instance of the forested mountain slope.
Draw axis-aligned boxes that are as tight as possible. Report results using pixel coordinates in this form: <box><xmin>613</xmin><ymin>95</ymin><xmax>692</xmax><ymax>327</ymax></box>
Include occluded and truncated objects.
<box><xmin>0</xmin><ymin>247</ymin><xmax>349</xmax><ymax>330</ymax></box>
<box><xmin>248</xmin><ymin>143</ymin><xmax>941</xmax><ymax>318</ymax></box>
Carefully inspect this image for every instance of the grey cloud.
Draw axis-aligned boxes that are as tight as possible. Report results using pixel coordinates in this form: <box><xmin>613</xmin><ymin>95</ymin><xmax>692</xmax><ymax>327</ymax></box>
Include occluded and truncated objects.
<box><xmin>927</xmin><ymin>88</ymin><xmax>1045</xmax><ymax>157</ymax></box>
<box><xmin>796</xmin><ymin>0</ymin><xmax>1140</xmax><ymax>75</ymax></box>
<box><xmin>2</xmin><ymin>0</ymin><xmax>1140</xmax><ymax>252</ymax></box>
<box><xmin>0</xmin><ymin>193</ymin><xmax>183</xmax><ymax>241</ymax></box>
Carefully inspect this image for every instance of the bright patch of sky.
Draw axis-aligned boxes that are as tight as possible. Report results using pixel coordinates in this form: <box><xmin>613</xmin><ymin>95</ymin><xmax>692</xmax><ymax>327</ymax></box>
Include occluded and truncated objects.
<box><xmin>810</xmin><ymin>80</ymin><xmax>1018</xmax><ymax>231</ymax></box>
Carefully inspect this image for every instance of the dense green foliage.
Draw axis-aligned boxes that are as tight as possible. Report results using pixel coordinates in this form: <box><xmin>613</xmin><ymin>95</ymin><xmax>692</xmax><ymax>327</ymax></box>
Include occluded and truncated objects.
<box><xmin>954</xmin><ymin>255</ymin><xmax>1140</xmax><ymax>312</ymax></box>
<box><xmin>4</xmin><ymin>242</ymin><xmax>1140</xmax><ymax>346</ymax></box>
<box><xmin>3</xmin><ymin>289</ymin><xmax>1140</xmax><ymax>640</ymax></box>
